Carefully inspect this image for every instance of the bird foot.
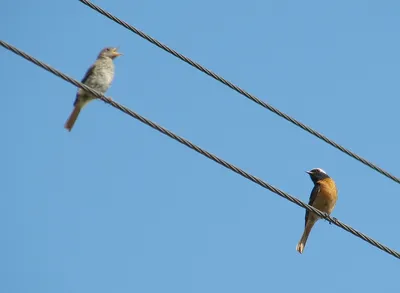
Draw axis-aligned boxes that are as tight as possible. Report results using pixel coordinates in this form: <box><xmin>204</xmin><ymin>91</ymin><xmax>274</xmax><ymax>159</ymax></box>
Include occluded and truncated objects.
<box><xmin>326</xmin><ymin>215</ymin><xmax>337</xmax><ymax>225</ymax></box>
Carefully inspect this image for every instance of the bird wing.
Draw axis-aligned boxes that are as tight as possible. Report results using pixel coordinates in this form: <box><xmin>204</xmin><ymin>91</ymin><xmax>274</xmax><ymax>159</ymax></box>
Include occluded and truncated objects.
<box><xmin>73</xmin><ymin>64</ymin><xmax>96</xmax><ymax>106</ymax></box>
<box><xmin>304</xmin><ymin>183</ymin><xmax>320</xmax><ymax>226</ymax></box>
<box><xmin>81</xmin><ymin>63</ymin><xmax>95</xmax><ymax>84</ymax></box>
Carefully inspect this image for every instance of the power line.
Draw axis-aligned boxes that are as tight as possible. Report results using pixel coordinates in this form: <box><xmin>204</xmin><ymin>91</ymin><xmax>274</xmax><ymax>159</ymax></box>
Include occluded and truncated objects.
<box><xmin>2</xmin><ymin>40</ymin><xmax>399</xmax><ymax>260</ymax></box>
<box><xmin>78</xmin><ymin>0</ymin><xmax>400</xmax><ymax>186</ymax></box>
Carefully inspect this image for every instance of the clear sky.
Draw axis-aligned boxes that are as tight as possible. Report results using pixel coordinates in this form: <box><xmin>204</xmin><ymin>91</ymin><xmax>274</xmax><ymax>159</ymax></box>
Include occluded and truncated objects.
<box><xmin>2</xmin><ymin>0</ymin><xmax>400</xmax><ymax>292</ymax></box>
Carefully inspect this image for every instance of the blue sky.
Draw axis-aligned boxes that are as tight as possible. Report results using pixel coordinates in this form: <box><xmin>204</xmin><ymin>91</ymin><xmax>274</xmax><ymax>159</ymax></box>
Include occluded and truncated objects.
<box><xmin>2</xmin><ymin>0</ymin><xmax>400</xmax><ymax>292</ymax></box>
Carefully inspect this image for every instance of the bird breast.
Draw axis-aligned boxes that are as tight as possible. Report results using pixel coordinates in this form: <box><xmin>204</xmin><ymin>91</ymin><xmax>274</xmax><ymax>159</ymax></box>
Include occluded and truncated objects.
<box><xmin>87</xmin><ymin>59</ymin><xmax>115</xmax><ymax>94</ymax></box>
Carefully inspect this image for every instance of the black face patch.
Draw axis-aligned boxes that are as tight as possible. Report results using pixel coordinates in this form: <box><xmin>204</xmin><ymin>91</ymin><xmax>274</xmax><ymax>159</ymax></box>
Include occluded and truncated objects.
<box><xmin>308</xmin><ymin>168</ymin><xmax>330</xmax><ymax>183</ymax></box>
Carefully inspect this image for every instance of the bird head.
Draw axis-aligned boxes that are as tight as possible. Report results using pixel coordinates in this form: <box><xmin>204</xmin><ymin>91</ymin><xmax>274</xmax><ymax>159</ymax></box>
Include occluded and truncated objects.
<box><xmin>98</xmin><ymin>47</ymin><xmax>122</xmax><ymax>59</ymax></box>
<box><xmin>306</xmin><ymin>168</ymin><xmax>330</xmax><ymax>183</ymax></box>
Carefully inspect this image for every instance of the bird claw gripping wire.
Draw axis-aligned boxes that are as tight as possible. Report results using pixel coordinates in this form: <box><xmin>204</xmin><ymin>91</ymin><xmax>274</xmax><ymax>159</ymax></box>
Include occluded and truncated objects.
<box><xmin>325</xmin><ymin>215</ymin><xmax>337</xmax><ymax>225</ymax></box>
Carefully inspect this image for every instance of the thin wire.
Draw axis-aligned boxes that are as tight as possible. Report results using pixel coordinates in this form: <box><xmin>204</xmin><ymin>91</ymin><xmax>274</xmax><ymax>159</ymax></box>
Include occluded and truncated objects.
<box><xmin>2</xmin><ymin>40</ymin><xmax>399</xmax><ymax>259</ymax></box>
<box><xmin>78</xmin><ymin>0</ymin><xmax>400</xmax><ymax>186</ymax></box>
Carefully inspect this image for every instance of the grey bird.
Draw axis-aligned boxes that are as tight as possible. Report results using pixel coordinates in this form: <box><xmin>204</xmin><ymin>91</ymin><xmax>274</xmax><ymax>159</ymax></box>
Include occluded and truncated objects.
<box><xmin>64</xmin><ymin>47</ymin><xmax>122</xmax><ymax>131</ymax></box>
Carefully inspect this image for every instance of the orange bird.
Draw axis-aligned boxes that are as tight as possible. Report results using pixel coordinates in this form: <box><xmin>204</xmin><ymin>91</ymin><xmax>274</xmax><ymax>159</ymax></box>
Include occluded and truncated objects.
<box><xmin>296</xmin><ymin>168</ymin><xmax>338</xmax><ymax>254</ymax></box>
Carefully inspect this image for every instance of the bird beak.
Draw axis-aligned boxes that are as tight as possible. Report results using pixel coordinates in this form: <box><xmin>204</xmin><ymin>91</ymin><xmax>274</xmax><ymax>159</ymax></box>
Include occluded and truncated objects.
<box><xmin>112</xmin><ymin>48</ymin><xmax>122</xmax><ymax>57</ymax></box>
<box><xmin>305</xmin><ymin>171</ymin><xmax>312</xmax><ymax>174</ymax></box>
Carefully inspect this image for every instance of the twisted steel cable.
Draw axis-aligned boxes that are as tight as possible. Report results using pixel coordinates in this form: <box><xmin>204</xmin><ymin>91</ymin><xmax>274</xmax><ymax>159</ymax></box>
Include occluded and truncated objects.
<box><xmin>2</xmin><ymin>40</ymin><xmax>399</xmax><ymax>259</ymax></box>
<box><xmin>78</xmin><ymin>0</ymin><xmax>400</xmax><ymax>186</ymax></box>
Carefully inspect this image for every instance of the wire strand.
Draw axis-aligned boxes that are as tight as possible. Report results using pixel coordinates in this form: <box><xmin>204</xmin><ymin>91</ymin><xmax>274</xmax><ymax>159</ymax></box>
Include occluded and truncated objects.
<box><xmin>78</xmin><ymin>0</ymin><xmax>400</xmax><ymax>186</ymax></box>
<box><xmin>2</xmin><ymin>40</ymin><xmax>399</xmax><ymax>259</ymax></box>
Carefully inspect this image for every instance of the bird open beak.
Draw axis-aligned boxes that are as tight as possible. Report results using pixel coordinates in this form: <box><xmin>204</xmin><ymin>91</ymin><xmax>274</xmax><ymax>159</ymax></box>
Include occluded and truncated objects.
<box><xmin>112</xmin><ymin>48</ymin><xmax>122</xmax><ymax>57</ymax></box>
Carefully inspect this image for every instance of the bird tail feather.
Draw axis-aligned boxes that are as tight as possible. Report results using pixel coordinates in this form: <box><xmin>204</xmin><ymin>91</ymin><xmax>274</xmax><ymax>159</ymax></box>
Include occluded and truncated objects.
<box><xmin>64</xmin><ymin>105</ymin><xmax>82</xmax><ymax>132</ymax></box>
<box><xmin>296</xmin><ymin>219</ymin><xmax>317</xmax><ymax>254</ymax></box>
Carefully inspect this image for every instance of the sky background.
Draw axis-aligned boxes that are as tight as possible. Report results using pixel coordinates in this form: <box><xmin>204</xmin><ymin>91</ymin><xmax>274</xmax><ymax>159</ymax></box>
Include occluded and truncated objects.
<box><xmin>2</xmin><ymin>0</ymin><xmax>400</xmax><ymax>292</ymax></box>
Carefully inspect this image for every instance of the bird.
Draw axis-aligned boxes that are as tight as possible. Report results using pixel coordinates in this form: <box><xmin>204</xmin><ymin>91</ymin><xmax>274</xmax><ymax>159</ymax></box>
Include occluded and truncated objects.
<box><xmin>64</xmin><ymin>47</ymin><xmax>122</xmax><ymax>131</ymax></box>
<box><xmin>296</xmin><ymin>168</ymin><xmax>338</xmax><ymax>254</ymax></box>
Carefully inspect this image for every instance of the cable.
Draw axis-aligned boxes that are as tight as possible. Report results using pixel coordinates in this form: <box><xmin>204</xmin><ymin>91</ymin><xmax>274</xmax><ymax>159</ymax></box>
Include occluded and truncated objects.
<box><xmin>2</xmin><ymin>40</ymin><xmax>399</xmax><ymax>259</ymax></box>
<box><xmin>78</xmin><ymin>0</ymin><xmax>400</xmax><ymax>186</ymax></box>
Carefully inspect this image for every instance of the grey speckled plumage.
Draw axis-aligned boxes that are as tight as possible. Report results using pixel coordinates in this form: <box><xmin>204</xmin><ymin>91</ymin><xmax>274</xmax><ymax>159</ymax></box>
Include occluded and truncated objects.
<box><xmin>64</xmin><ymin>47</ymin><xmax>122</xmax><ymax>131</ymax></box>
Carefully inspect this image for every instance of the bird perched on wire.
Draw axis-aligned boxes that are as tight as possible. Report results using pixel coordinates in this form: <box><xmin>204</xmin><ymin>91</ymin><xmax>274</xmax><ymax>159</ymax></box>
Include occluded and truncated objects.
<box><xmin>296</xmin><ymin>168</ymin><xmax>338</xmax><ymax>254</ymax></box>
<box><xmin>64</xmin><ymin>47</ymin><xmax>122</xmax><ymax>131</ymax></box>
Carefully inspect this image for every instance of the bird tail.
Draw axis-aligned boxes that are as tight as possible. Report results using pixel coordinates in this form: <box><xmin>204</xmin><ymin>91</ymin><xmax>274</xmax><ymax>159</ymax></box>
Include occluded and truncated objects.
<box><xmin>296</xmin><ymin>219</ymin><xmax>317</xmax><ymax>254</ymax></box>
<box><xmin>64</xmin><ymin>105</ymin><xmax>82</xmax><ymax>132</ymax></box>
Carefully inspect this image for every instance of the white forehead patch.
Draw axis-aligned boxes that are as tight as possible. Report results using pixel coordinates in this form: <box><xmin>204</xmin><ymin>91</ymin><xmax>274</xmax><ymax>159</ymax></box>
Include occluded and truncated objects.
<box><xmin>313</xmin><ymin>168</ymin><xmax>326</xmax><ymax>174</ymax></box>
